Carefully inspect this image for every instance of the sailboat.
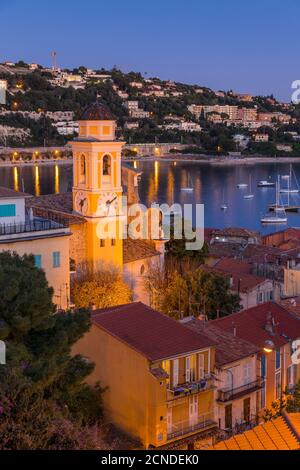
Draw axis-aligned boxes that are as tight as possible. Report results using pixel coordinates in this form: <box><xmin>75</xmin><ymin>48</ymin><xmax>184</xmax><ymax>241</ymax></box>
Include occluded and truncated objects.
<box><xmin>280</xmin><ymin>165</ymin><xmax>300</xmax><ymax>194</ymax></box>
<box><xmin>244</xmin><ymin>175</ymin><xmax>254</xmax><ymax>199</ymax></box>
<box><xmin>181</xmin><ymin>173</ymin><xmax>194</xmax><ymax>192</ymax></box>
<box><xmin>220</xmin><ymin>189</ymin><xmax>228</xmax><ymax>210</ymax></box>
<box><xmin>261</xmin><ymin>177</ymin><xmax>287</xmax><ymax>224</ymax></box>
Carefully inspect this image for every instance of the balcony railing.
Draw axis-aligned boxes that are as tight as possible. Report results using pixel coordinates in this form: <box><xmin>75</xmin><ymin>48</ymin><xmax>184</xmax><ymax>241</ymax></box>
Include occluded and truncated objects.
<box><xmin>168</xmin><ymin>376</ymin><xmax>214</xmax><ymax>399</ymax></box>
<box><xmin>217</xmin><ymin>378</ymin><xmax>264</xmax><ymax>403</ymax></box>
<box><xmin>0</xmin><ymin>218</ymin><xmax>67</xmax><ymax>236</ymax></box>
<box><xmin>167</xmin><ymin>412</ymin><xmax>216</xmax><ymax>441</ymax></box>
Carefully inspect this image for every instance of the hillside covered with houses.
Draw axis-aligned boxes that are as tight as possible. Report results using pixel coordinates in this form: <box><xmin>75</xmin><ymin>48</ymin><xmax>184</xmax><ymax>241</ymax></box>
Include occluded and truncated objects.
<box><xmin>1</xmin><ymin>60</ymin><xmax>300</xmax><ymax>156</ymax></box>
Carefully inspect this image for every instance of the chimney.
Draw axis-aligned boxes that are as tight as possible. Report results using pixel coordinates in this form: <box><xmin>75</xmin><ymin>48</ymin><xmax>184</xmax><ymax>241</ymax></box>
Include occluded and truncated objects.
<box><xmin>265</xmin><ymin>312</ymin><xmax>274</xmax><ymax>335</ymax></box>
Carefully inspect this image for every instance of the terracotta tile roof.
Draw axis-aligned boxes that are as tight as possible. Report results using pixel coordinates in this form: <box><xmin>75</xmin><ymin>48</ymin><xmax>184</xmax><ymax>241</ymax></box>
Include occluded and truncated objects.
<box><xmin>212</xmin><ymin>302</ymin><xmax>300</xmax><ymax>349</ymax></box>
<box><xmin>215</xmin><ymin>258</ymin><xmax>253</xmax><ymax>274</ymax></box>
<box><xmin>199</xmin><ymin>264</ymin><xmax>268</xmax><ymax>294</ymax></box>
<box><xmin>27</xmin><ymin>193</ymin><xmax>86</xmax><ymax>225</ymax></box>
<box><xmin>210</xmin><ymin>414</ymin><xmax>300</xmax><ymax>450</ymax></box>
<box><xmin>280</xmin><ymin>298</ymin><xmax>300</xmax><ymax>319</ymax></box>
<box><xmin>208</xmin><ymin>242</ymin><xmax>246</xmax><ymax>259</ymax></box>
<box><xmin>28</xmin><ymin>192</ymin><xmax>74</xmax><ymax>213</ymax></box>
<box><xmin>286</xmin><ymin>413</ymin><xmax>300</xmax><ymax>441</ymax></box>
<box><xmin>183</xmin><ymin>318</ymin><xmax>259</xmax><ymax>367</ymax></box>
<box><xmin>0</xmin><ymin>186</ymin><xmax>32</xmax><ymax>199</ymax></box>
<box><xmin>80</xmin><ymin>102</ymin><xmax>115</xmax><ymax>121</ymax></box>
<box><xmin>243</xmin><ymin>244</ymin><xmax>287</xmax><ymax>262</ymax></box>
<box><xmin>92</xmin><ymin>302</ymin><xmax>215</xmax><ymax>361</ymax></box>
<box><xmin>123</xmin><ymin>238</ymin><xmax>160</xmax><ymax>264</ymax></box>
<box><xmin>212</xmin><ymin>227</ymin><xmax>260</xmax><ymax>239</ymax></box>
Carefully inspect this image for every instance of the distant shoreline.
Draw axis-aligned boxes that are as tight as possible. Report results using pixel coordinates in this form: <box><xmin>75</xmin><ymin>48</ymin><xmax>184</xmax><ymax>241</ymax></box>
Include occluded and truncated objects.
<box><xmin>0</xmin><ymin>159</ymin><xmax>72</xmax><ymax>168</ymax></box>
<box><xmin>0</xmin><ymin>154</ymin><xmax>300</xmax><ymax>169</ymax></box>
<box><xmin>124</xmin><ymin>154</ymin><xmax>300</xmax><ymax>166</ymax></box>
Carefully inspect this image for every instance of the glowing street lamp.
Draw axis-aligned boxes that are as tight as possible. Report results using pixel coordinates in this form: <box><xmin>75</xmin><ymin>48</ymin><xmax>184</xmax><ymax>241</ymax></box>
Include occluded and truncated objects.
<box><xmin>263</xmin><ymin>340</ymin><xmax>275</xmax><ymax>354</ymax></box>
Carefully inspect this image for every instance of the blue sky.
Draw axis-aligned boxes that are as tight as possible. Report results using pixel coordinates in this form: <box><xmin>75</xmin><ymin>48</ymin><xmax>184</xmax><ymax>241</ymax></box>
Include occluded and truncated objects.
<box><xmin>0</xmin><ymin>0</ymin><xmax>299</xmax><ymax>101</ymax></box>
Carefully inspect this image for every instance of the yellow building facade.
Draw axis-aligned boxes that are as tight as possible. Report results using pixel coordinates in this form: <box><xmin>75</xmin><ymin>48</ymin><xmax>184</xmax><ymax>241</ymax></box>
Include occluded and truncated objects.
<box><xmin>70</xmin><ymin>103</ymin><xmax>125</xmax><ymax>268</ymax></box>
<box><xmin>73</xmin><ymin>302</ymin><xmax>217</xmax><ymax>449</ymax></box>
<box><xmin>0</xmin><ymin>187</ymin><xmax>70</xmax><ymax>310</ymax></box>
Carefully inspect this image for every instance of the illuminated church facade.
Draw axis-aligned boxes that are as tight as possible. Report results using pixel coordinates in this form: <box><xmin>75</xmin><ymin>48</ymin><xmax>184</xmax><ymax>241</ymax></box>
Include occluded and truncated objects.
<box><xmin>28</xmin><ymin>103</ymin><xmax>165</xmax><ymax>305</ymax></box>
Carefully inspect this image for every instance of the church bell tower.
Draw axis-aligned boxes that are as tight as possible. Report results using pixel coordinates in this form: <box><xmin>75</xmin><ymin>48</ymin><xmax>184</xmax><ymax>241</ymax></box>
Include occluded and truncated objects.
<box><xmin>70</xmin><ymin>102</ymin><xmax>125</xmax><ymax>267</ymax></box>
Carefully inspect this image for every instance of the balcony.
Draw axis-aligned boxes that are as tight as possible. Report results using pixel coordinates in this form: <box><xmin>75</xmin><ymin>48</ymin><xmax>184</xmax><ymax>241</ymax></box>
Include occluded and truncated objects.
<box><xmin>0</xmin><ymin>217</ymin><xmax>67</xmax><ymax>237</ymax></box>
<box><xmin>167</xmin><ymin>412</ymin><xmax>217</xmax><ymax>441</ymax></box>
<box><xmin>217</xmin><ymin>378</ymin><xmax>264</xmax><ymax>403</ymax></box>
<box><xmin>168</xmin><ymin>376</ymin><xmax>214</xmax><ymax>400</ymax></box>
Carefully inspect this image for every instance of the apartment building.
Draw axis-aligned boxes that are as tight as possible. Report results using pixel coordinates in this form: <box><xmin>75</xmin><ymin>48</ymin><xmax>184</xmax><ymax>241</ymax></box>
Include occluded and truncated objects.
<box><xmin>188</xmin><ymin>104</ymin><xmax>239</xmax><ymax>121</ymax></box>
<box><xmin>183</xmin><ymin>318</ymin><xmax>262</xmax><ymax>431</ymax></box>
<box><xmin>212</xmin><ymin>302</ymin><xmax>300</xmax><ymax>413</ymax></box>
<box><xmin>254</xmin><ymin>133</ymin><xmax>269</xmax><ymax>142</ymax></box>
<box><xmin>73</xmin><ymin>302</ymin><xmax>218</xmax><ymax>449</ymax></box>
<box><xmin>0</xmin><ymin>187</ymin><xmax>70</xmax><ymax>310</ymax></box>
<box><xmin>212</xmin><ymin>258</ymin><xmax>281</xmax><ymax>309</ymax></box>
<box><xmin>124</xmin><ymin>101</ymin><xmax>150</xmax><ymax>119</ymax></box>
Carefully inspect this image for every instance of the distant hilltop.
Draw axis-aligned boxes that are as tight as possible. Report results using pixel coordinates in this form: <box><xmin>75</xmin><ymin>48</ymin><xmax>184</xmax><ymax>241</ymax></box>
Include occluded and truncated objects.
<box><xmin>0</xmin><ymin>60</ymin><xmax>299</xmax><ymax>157</ymax></box>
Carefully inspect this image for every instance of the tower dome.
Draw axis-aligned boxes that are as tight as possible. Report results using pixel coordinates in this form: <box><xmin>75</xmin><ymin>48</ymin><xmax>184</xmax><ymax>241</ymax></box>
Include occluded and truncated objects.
<box><xmin>80</xmin><ymin>102</ymin><xmax>115</xmax><ymax>121</ymax></box>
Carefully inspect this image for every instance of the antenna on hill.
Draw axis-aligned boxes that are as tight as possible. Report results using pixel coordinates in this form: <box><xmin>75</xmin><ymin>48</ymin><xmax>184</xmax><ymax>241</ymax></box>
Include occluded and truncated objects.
<box><xmin>52</xmin><ymin>51</ymin><xmax>57</xmax><ymax>71</ymax></box>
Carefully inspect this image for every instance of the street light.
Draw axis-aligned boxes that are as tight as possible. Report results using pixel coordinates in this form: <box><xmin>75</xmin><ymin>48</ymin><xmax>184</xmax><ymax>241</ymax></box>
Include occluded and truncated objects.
<box><xmin>263</xmin><ymin>340</ymin><xmax>275</xmax><ymax>355</ymax></box>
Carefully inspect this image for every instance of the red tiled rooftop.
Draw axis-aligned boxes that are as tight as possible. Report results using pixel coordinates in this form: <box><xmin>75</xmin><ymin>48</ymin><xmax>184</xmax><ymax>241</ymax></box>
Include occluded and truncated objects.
<box><xmin>0</xmin><ymin>186</ymin><xmax>32</xmax><ymax>199</ymax></box>
<box><xmin>215</xmin><ymin>258</ymin><xmax>253</xmax><ymax>274</ymax></box>
<box><xmin>183</xmin><ymin>317</ymin><xmax>259</xmax><ymax>367</ymax></box>
<box><xmin>280</xmin><ymin>297</ymin><xmax>300</xmax><ymax>319</ymax></box>
<box><xmin>199</xmin><ymin>264</ymin><xmax>268</xmax><ymax>293</ymax></box>
<box><xmin>92</xmin><ymin>302</ymin><xmax>215</xmax><ymax>361</ymax></box>
<box><xmin>212</xmin><ymin>227</ymin><xmax>260</xmax><ymax>238</ymax></box>
<box><xmin>212</xmin><ymin>302</ymin><xmax>300</xmax><ymax>349</ymax></box>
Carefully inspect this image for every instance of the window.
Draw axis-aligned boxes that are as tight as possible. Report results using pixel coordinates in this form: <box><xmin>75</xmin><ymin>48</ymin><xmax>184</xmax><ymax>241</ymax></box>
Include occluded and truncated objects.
<box><xmin>225</xmin><ymin>404</ymin><xmax>233</xmax><ymax>430</ymax></box>
<box><xmin>287</xmin><ymin>365</ymin><xmax>296</xmax><ymax>389</ymax></box>
<box><xmin>162</xmin><ymin>360</ymin><xmax>170</xmax><ymax>387</ymax></box>
<box><xmin>261</xmin><ymin>386</ymin><xmax>266</xmax><ymax>409</ymax></box>
<box><xmin>198</xmin><ymin>354</ymin><xmax>205</xmax><ymax>380</ymax></box>
<box><xmin>225</xmin><ymin>369</ymin><xmax>233</xmax><ymax>390</ymax></box>
<box><xmin>52</xmin><ymin>252</ymin><xmax>61</xmax><ymax>268</ymax></box>
<box><xmin>275</xmin><ymin>349</ymin><xmax>281</xmax><ymax>370</ymax></box>
<box><xmin>100</xmin><ymin>239</ymin><xmax>105</xmax><ymax>248</ymax></box>
<box><xmin>111</xmin><ymin>239</ymin><xmax>116</xmax><ymax>247</ymax></box>
<box><xmin>0</xmin><ymin>204</ymin><xmax>16</xmax><ymax>217</ymax></box>
<box><xmin>173</xmin><ymin>359</ymin><xmax>179</xmax><ymax>387</ymax></box>
<box><xmin>80</xmin><ymin>154</ymin><xmax>86</xmax><ymax>183</ymax></box>
<box><xmin>186</xmin><ymin>356</ymin><xmax>191</xmax><ymax>383</ymax></box>
<box><xmin>190</xmin><ymin>355</ymin><xmax>197</xmax><ymax>382</ymax></box>
<box><xmin>261</xmin><ymin>355</ymin><xmax>267</xmax><ymax>378</ymax></box>
<box><xmin>275</xmin><ymin>372</ymin><xmax>281</xmax><ymax>400</ymax></box>
<box><xmin>243</xmin><ymin>361</ymin><xmax>253</xmax><ymax>385</ymax></box>
<box><xmin>243</xmin><ymin>398</ymin><xmax>251</xmax><ymax>424</ymax></box>
<box><xmin>34</xmin><ymin>255</ymin><xmax>42</xmax><ymax>269</ymax></box>
<box><xmin>258</xmin><ymin>292</ymin><xmax>263</xmax><ymax>303</ymax></box>
<box><xmin>103</xmin><ymin>155</ymin><xmax>111</xmax><ymax>176</ymax></box>
<box><xmin>269</xmin><ymin>291</ymin><xmax>274</xmax><ymax>301</ymax></box>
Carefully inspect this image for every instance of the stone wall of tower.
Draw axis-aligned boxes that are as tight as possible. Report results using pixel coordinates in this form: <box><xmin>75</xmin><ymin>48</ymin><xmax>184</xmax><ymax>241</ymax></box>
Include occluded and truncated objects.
<box><xmin>69</xmin><ymin>222</ymin><xmax>88</xmax><ymax>268</ymax></box>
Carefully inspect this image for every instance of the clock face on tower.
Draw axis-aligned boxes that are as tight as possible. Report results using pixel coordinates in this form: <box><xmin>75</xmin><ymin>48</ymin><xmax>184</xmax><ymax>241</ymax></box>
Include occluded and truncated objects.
<box><xmin>75</xmin><ymin>191</ymin><xmax>89</xmax><ymax>215</ymax></box>
<box><xmin>97</xmin><ymin>192</ymin><xmax>119</xmax><ymax>217</ymax></box>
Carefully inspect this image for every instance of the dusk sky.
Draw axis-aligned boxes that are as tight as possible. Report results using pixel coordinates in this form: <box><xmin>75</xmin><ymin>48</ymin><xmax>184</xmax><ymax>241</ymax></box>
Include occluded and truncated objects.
<box><xmin>1</xmin><ymin>0</ymin><xmax>299</xmax><ymax>101</ymax></box>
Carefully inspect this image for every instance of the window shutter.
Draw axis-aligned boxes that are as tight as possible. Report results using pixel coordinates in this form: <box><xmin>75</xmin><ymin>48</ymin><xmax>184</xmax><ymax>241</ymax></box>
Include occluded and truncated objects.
<box><xmin>173</xmin><ymin>359</ymin><xmax>179</xmax><ymax>387</ymax></box>
<box><xmin>199</xmin><ymin>354</ymin><xmax>205</xmax><ymax>379</ymax></box>
<box><xmin>186</xmin><ymin>356</ymin><xmax>191</xmax><ymax>383</ymax></box>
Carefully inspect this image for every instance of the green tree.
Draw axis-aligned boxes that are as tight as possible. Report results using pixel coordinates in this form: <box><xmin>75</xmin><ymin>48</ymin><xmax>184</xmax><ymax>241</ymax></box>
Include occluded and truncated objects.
<box><xmin>72</xmin><ymin>263</ymin><xmax>133</xmax><ymax>309</ymax></box>
<box><xmin>144</xmin><ymin>264</ymin><xmax>240</xmax><ymax>319</ymax></box>
<box><xmin>0</xmin><ymin>252</ymin><xmax>104</xmax><ymax>449</ymax></box>
<box><xmin>263</xmin><ymin>381</ymin><xmax>300</xmax><ymax>421</ymax></box>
